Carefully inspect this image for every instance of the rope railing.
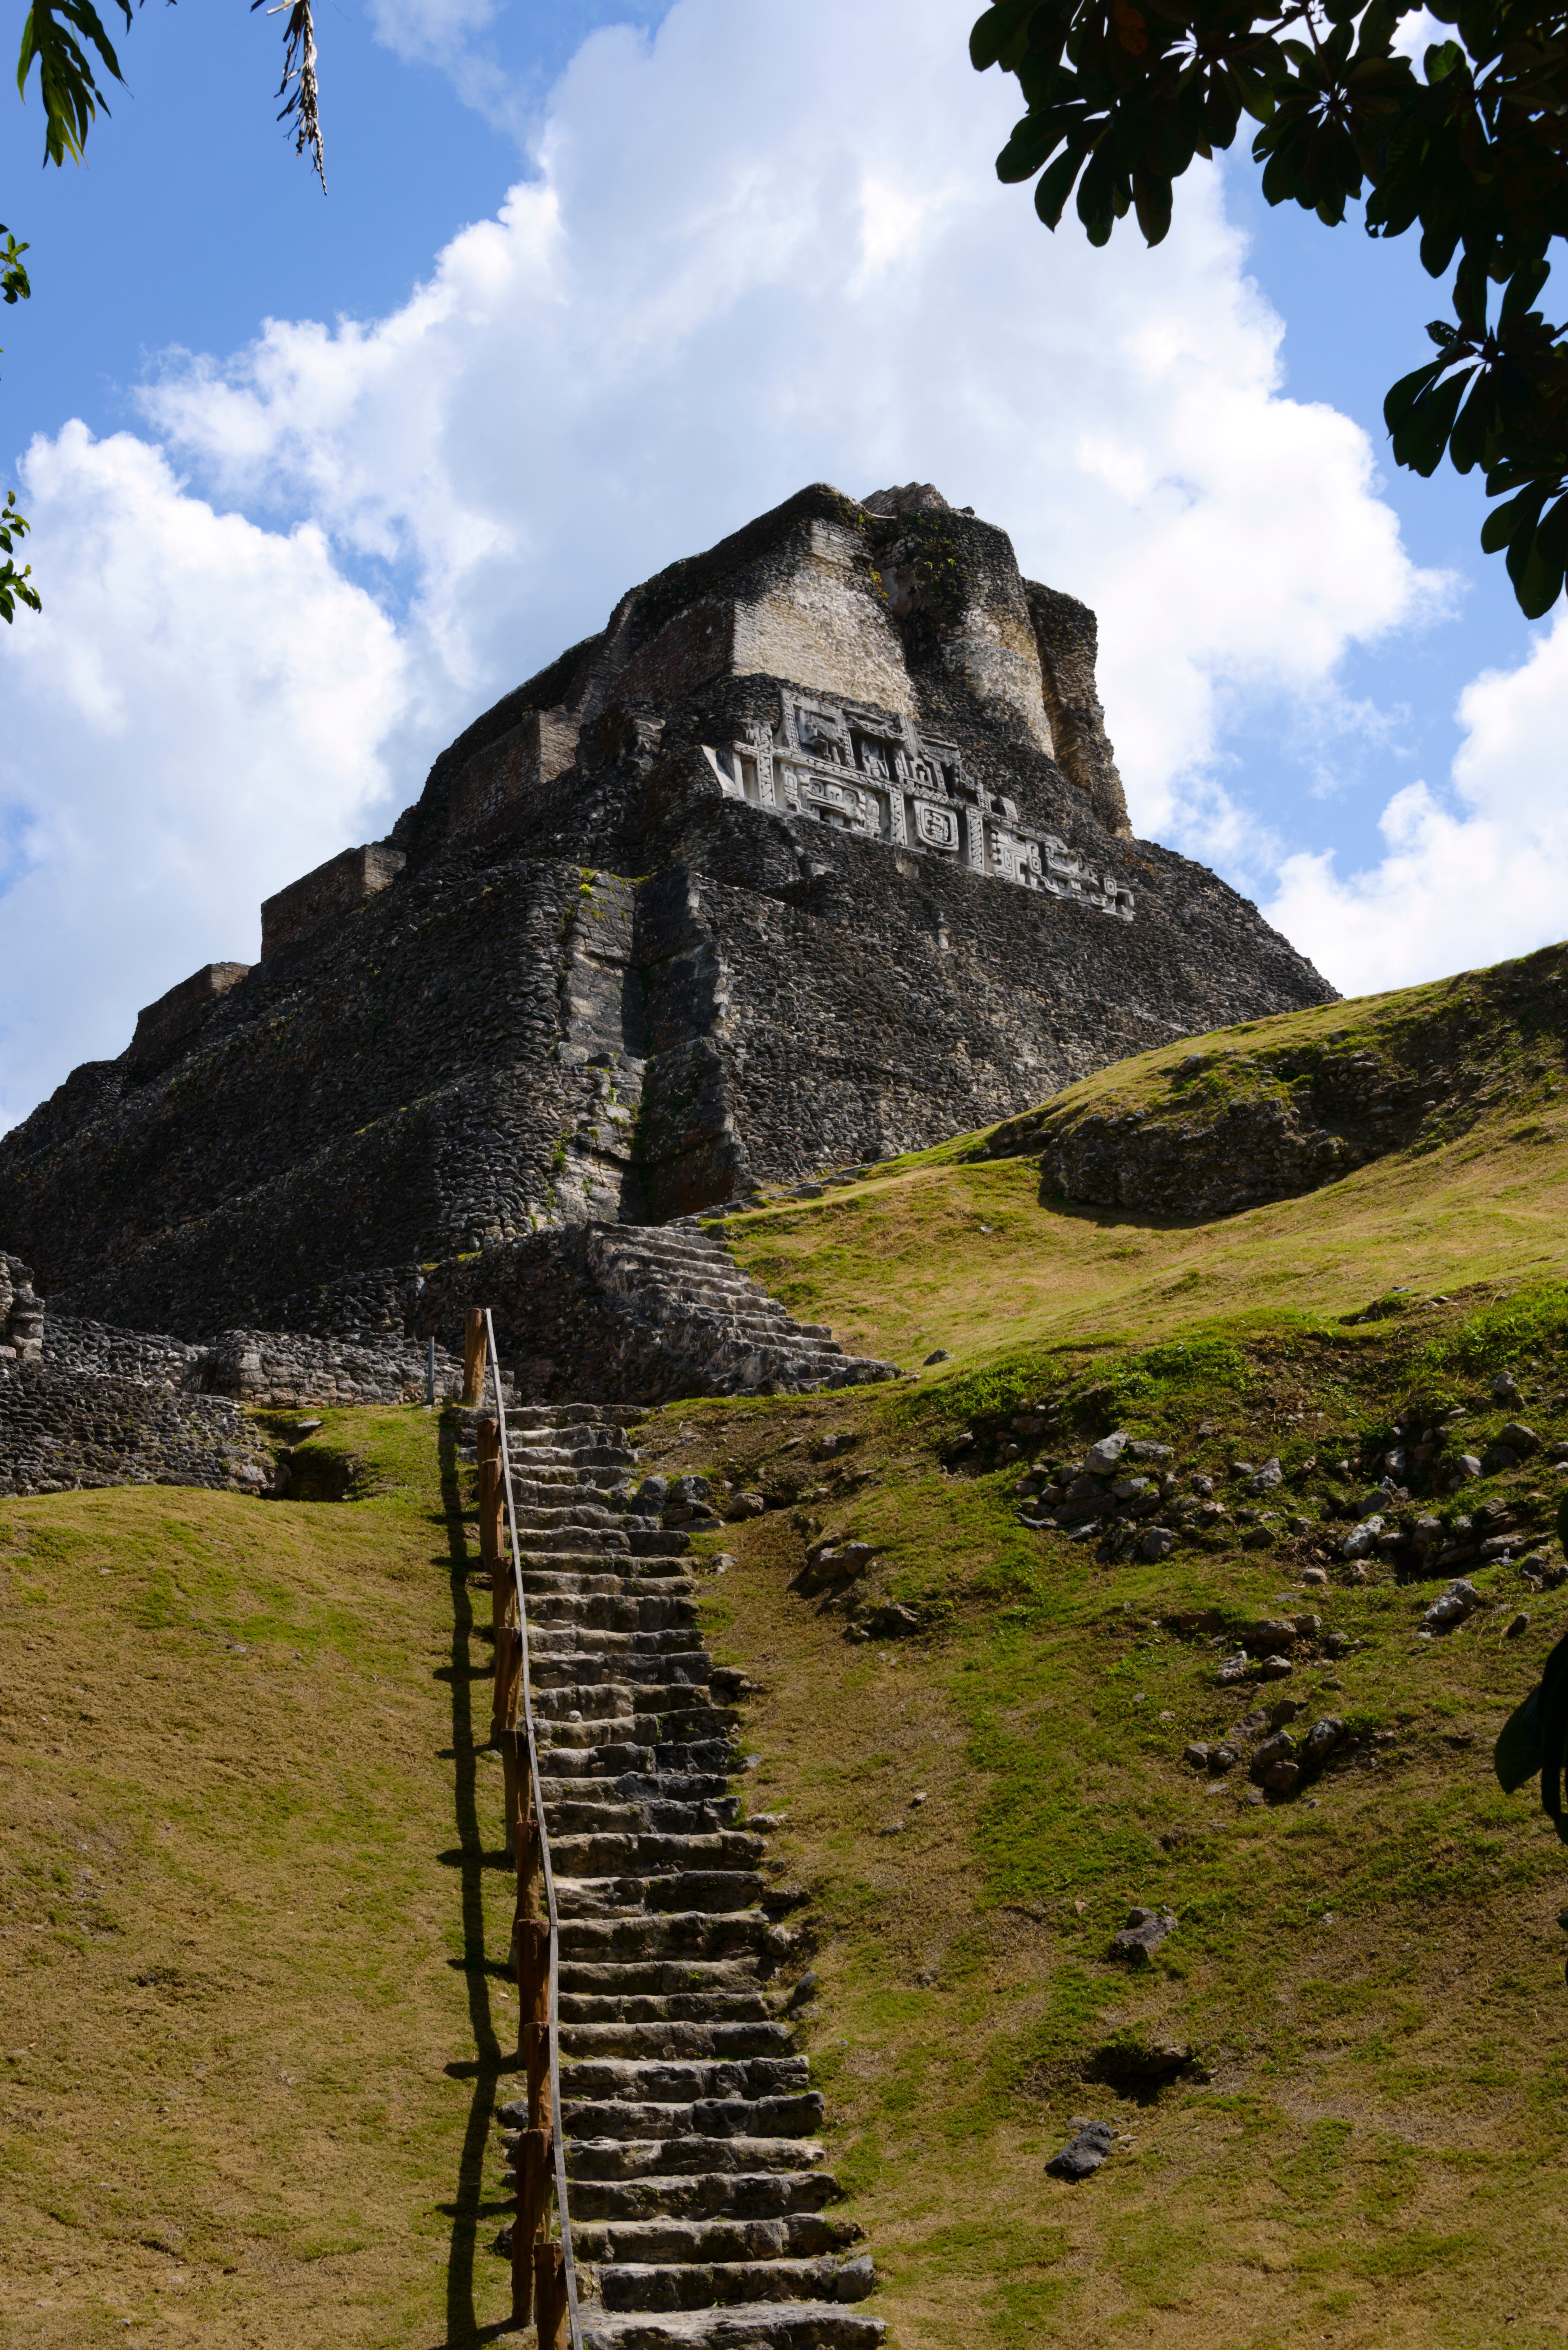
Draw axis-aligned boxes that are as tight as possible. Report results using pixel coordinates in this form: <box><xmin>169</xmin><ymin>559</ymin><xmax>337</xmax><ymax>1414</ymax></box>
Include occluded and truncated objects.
<box><xmin>472</xmin><ymin>1307</ymin><xmax>583</xmax><ymax>2350</ymax></box>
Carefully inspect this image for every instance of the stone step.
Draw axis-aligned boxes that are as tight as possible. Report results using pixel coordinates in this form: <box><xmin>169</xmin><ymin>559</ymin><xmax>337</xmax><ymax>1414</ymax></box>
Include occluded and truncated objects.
<box><xmin>507</xmin><ymin>1434</ymin><xmax>640</xmax><ymax>1456</ymax></box>
<box><xmin>527</xmin><ymin>1598</ymin><xmax>701</xmax><ymax>1634</ymax></box>
<box><xmin>558</xmin><ymin>1990</ymin><xmax>771</xmax><ymax>2025</ymax></box>
<box><xmin>522</xmin><ymin>1573</ymin><xmax>696</xmax><ymax>1600</ymax></box>
<box><xmin>556</xmin><ymin>1960</ymin><xmax>765</xmax><ymax>2000</ymax></box>
<box><xmin>497</xmin><ymin>1404</ymin><xmax>643</xmax><ymax>1426</ymax></box>
<box><xmin>556</xmin><ymin>1910</ymin><xmax>777</xmax><ymax>1964</ymax></box>
<box><xmin>561</xmin><ymin>2092</ymin><xmax>824</xmax><ymax>2144</ymax></box>
<box><xmin>547</xmin><ymin>1799</ymin><xmax>742</xmax><ymax>1837</ymax></box>
<box><xmin>540</xmin><ymin>1773</ymin><xmax>735</xmax><ymax>1811</ymax></box>
<box><xmin>573</xmin><ymin>2213</ymin><xmax>847</xmax><ymax>2266</ymax></box>
<box><xmin>594</xmin><ymin>2255</ymin><xmax>868</xmax><ymax>2316</ymax></box>
<box><xmin>518</xmin><ymin>1532</ymin><xmax>632</xmax><ymax>1558</ymax></box>
<box><xmin>544</xmin><ymin>1739</ymin><xmax>743</xmax><ymax>1785</ymax></box>
<box><xmin>578</xmin><ymin>2302</ymin><xmax>883</xmax><ymax>2348</ymax></box>
<box><xmin>564</xmin><ymin>2170</ymin><xmax>840</xmax><ymax>2223</ymax></box>
<box><xmin>554</xmin><ymin>1868</ymin><xmax>766</xmax><ymax>1917</ymax></box>
<box><xmin>540</xmin><ymin>1707</ymin><xmax>737</xmax><ymax>1747</ymax></box>
<box><xmin>531</xmin><ymin>1633</ymin><xmax>705</xmax><ymax>1664</ymax></box>
<box><xmin>627</xmin><ymin>1527</ymin><xmax>694</xmax><ymax>1557</ymax></box>
<box><xmin>532</xmin><ymin>1650</ymin><xmax>714</xmax><ymax>1689</ymax></box>
<box><xmin>562</xmin><ymin>2058</ymin><xmax>809</xmax><ymax>2107</ymax></box>
<box><xmin>551</xmin><ymin>1830</ymin><xmax>765</xmax><ymax>1876</ymax></box>
<box><xmin>559</xmin><ymin>2021</ymin><xmax>793</xmax><ymax>2061</ymax></box>
<box><xmin>504</xmin><ymin>1466</ymin><xmax>631</xmax><ymax>1485</ymax></box>
<box><xmin>562</xmin><ymin>2135</ymin><xmax>824</xmax><ymax>2183</ymax></box>
<box><xmin>540</xmin><ymin>1742</ymin><xmax>659</xmax><ymax>1779</ymax></box>
<box><xmin>511</xmin><ymin>1503</ymin><xmax>627</xmax><ymax>1529</ymax></box>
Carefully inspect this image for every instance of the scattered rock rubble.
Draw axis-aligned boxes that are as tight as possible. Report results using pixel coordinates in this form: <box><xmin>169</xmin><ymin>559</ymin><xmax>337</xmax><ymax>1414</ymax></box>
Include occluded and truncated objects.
<box><xmin>1047</xmin><ymin>2120</ymin><xmax>1118</xmax><ymax>2181</ymax></box>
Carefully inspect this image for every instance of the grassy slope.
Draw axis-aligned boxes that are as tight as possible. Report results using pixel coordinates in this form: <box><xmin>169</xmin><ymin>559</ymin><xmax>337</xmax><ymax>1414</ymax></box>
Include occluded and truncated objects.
<box><xmin>0</xmin><ymin>1410</ymin><xmax>521</xmax><ymax>2350</ymax></box>
<box><xmin>615</xmin><ymin>955</ymin><xmax>1568</xmax><ymax>2349</ymax></box>
<box><xmin>716</xmin><ymin>958</ymin><xmax>1568</xmax><ymax>1376</ymax></box>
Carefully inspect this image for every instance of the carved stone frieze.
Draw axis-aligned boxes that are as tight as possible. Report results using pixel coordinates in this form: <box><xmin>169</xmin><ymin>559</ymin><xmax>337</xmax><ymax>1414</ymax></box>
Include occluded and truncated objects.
<box><xmin>702</xmin><ymin>693</ymin><xmax>1135</xmax><ymax>920</ymax></box>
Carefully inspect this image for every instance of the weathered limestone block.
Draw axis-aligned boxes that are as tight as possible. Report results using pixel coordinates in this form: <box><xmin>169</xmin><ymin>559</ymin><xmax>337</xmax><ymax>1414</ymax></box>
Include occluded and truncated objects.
<box><xmin>1027</xmin><ymin>582</ymin><xmax>1131</xmax><ymax>839</ymax></box>
<box><xmin>1</xmin><ymin>1254</ymin><xmax>44</xmax><ymax>1363</ymax></box>
<box><xmin>261</xmin><ymin>839</ymin><xmax>407</xmax><ymax>959</ymax></box>
<box><xmin>129</xmin><ymin>961</ymin><xmax>252</xmax><ymax>1066</ymax></box>
<box><xmin>871</xmin><ymin>493</ymin><xmax>1056</xmax><ymax>755</ymax></box>
<box><xmin>447</xmin><ymin>706</ymin><xmax>581</xmax><ymax>847</ymax></box>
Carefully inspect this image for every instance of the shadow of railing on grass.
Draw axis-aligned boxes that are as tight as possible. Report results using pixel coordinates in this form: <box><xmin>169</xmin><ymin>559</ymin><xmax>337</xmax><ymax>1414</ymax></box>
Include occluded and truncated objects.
<box><xmin>432</xmin><ymin>1406</ymin><xmax>517</xmax><ymax>2349</ymax></box>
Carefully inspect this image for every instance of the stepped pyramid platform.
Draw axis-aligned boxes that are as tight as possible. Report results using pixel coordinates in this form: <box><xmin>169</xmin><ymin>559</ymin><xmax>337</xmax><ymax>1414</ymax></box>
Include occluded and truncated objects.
<box><xmin>1</xmin><ymin>482</ymin><xmax>1329</xmax><ymax>1368</ymax></box>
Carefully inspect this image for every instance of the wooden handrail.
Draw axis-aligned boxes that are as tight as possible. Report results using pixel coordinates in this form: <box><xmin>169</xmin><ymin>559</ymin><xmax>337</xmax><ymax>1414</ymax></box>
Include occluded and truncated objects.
<box><xmin>483</xmin><ymin>1309</ymin><xmax>583</xmax><ymax>2350</ymax></box>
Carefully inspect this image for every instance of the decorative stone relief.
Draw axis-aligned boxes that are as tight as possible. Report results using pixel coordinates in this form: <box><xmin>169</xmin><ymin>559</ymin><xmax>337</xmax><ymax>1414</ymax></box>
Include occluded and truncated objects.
<box><xmin>702</xmin><ymin>694</ymin><xmax>1135</xmax><ymax>920</ymax></box>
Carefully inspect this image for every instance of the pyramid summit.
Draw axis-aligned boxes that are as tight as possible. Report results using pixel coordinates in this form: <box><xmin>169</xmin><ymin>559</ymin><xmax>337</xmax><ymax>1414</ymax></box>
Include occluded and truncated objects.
<box><xmin>0</xmin><ymin>481</ymin><xmax>1332</xmax><ymax>1342</ymax></box>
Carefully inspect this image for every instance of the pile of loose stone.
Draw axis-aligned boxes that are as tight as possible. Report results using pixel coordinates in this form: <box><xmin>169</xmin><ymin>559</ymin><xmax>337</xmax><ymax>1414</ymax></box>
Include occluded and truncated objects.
<box><xmin>1006</xmin><ymin>1374</ymin><xmax>1568</xmax><ymax>1584</ymax></box>
<box><xmin>986</xmin><ymin>1378</ymin><xmax>1568</xmax><ymax>1804</ymax></box>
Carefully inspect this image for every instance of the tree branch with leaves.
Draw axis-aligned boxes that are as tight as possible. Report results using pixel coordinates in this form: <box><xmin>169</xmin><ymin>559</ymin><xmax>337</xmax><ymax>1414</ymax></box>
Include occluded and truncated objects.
<box><xmin>3</xmin><ymin>0</ymin><xmax>327</xmax><ymax>618</ymax></box>
<box><xmin>971</xmin><ymin>0</ymin><xmax>1568</xmax><ymax>615</ymax></box>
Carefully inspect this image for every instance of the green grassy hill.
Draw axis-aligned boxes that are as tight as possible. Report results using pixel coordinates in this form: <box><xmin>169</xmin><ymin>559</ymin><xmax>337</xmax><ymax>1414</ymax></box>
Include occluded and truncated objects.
<box><xmin>0</xmin><ymin>1412</ymin><xmax>523</xmax><ymax>2349</ymax></box>
<box><xmin>628</xmin><ymin>941</ymin><xmax>1568</xmax><ymax>2349</ymax></box>
<box><xmin>5</xmin><ymin>940</ymin><xmax>1568</xmax><ymax>2350</ymax></box>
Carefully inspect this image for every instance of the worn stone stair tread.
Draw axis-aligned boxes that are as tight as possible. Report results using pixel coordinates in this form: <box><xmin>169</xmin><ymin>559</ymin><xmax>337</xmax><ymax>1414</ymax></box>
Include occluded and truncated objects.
<box><xmin>559</xmin><ymin>2025</ymin><xmax>795</xmax><ymax>2065</ymax></box>
<box><xmin>566</xmin><ymin>2171</ymin><xmax>842</xmax><ymax>2222</ymax></box>
<box><xmin>578</xmin><ymin>2307</ymin><xmax>884</xmax><ymax>2349</ymax></box>
<box><xmin>573</xmin><ymin>2212</ymin><xmax>847</xmax><ymax>2263</ymax></box>
<box><xmin>561</xmin><ymin>2055</ymin><xmax>809</xmax><ymax>2101</ymax></box>
<box><xmin>560</xmin><ymin>1988</ymin><xmax>772</xmax><ymax>2021</ymax></box>
<box><xmin>541</xmin><ymin>1774</ymin><xmax>735</xmax><ymax>1809</ymax></box>
<box><xmin>562</xmin><ymin>2134</ymin><xmax>828</xmax><ymax>2181</ymax></box>
<box><xmin>555</xmin><ymin>1873</ymin><xmax>767</xmax><ymax>1919</ymax></box>
<box><xmin>593</xmin><ymin>2257</ymin><xmax>872</xmax><ymax>2314</ymax></box>
<box><xmin>550</xmin><ymin>1801</ymin><xmax>742</xmax><ymax>1837</ymax></box>
<box><xmin>535</xmin><ymin>1646</ymin><xmax>714</xmax><ymax>1679</ymax></box>
<box><xmin>557</xmin><ymin>1959</ymin><xmax>768</xmax><ymax>1997</ymax></box>
<box><xmin>562</xmin><ymin>2092</ymin><xmax>825</xmax><ymax>2141</ymax></box>
<box><xmin>552</xmin><ymin>1829</ymin><xmax>764</xmax><ymax>1870</ymax></box>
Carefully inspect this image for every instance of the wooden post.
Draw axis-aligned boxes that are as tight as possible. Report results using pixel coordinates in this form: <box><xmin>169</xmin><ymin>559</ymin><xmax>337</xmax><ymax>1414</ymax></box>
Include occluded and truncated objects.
<box><xmin>463</xmin><ymin>1306</ymin><xmax>488</xmax><ymax>1407</ymax></box>
<box><xmin>497</xmin><ymin>1720</ymin><xmax>529</xmax><ymax>1872</ymax></box>
<box><xmin>511</xmin><ymin>2125</ymin><xmax>552</xmax><ymax>2324</ymax></box>
<box><xmin>517</xmin><ymin>1914</ymin><xmax>550</xmax><ymax>2093</ymax></box>
<box><xmin>478</xmin><ymin>1417</ymin><xmax>502</xmax><ymax>1572</ymax></box>
<box><xmin>533</xmin><ymin>2240</ymin><xmax>569</xmax><ymax>2350</ymax></box>
<box><xmin>492</xmin><ymin>1614</ymin><xmax>522</xmax><ymax>1747</ymax></box>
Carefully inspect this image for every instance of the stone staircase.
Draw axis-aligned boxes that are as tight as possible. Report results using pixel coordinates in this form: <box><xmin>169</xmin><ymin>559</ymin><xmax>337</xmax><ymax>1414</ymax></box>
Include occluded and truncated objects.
<box><xmin>492</xmin><ymin>1404</ymin><xmax>883</xmax><ymax>2349</ymax></box>
<box><xmin>585</xmin><ymin>1226</ymin><xmax>896</xmax><ymax>1398</ymax></box>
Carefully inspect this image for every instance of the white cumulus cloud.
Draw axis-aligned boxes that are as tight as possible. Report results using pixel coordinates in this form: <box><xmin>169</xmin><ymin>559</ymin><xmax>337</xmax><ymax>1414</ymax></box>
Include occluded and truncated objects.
<box><xmin>2</xmin><ymin>0</ymin><xmax>1459</xmax><ymax>1126</ymax></box>
<box><xmin>0</xmin><ymin>424</ymin><xmax>408</xmax><ymax>1126</ymax></box>
<box><xmin>1267</xmin><ymin>610</ymin><xmax>1568</xmax><ymax>996</ymax></box>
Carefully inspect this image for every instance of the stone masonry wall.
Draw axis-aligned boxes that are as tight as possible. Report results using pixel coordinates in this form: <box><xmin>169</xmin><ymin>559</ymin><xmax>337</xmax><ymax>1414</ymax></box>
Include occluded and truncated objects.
<box><xmin>0</xmin><ymin>1364</ymin><xmax>276</xmax><ymax>1499</ymax></box>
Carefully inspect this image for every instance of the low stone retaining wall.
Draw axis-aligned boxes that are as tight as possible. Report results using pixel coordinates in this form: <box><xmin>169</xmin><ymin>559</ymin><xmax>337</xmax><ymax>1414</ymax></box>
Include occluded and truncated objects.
<box><xmin>0</xmin><ymin>1364</ymin><xmax>277</xmax><ymax>1500</ymax></box>
<box><xmin>204</xmin><ymin>1328</ymin><xmax>467</xmax><ymax>1408</ymax></box>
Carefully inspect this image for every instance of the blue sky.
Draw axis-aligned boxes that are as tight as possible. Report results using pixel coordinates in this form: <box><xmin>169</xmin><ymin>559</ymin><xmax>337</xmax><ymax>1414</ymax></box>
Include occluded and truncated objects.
<box><xmin>0</xmin><ymin>0</ymin><xmax>1564</xmax><ymax>1127</ymax></box>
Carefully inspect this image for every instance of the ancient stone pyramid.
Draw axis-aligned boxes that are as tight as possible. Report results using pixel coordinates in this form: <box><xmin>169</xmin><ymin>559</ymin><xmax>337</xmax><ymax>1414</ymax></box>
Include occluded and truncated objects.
<box><xmin>0</xmin><ymin>481</ymin><xmax>1331</xmax><ymax>1350</ymax></box>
